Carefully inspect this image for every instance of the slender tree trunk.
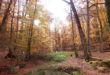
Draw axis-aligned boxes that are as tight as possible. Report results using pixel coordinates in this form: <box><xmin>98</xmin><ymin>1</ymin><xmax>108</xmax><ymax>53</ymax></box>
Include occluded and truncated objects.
<box><xmin>86</xmin><ymin>0</ymin><xmax>91</xmax><ymax>56</ymax></box>
<box><xmin>96</xmin><ymin>4</ymin><xmax>103</xmax><ymax>52</ymax></box>
<box><xmin>54</xmin><ymin>27</ymin><xmax>58</xmax><ymax>51</ymax></box>
<box><xmin>58</xmin><ymin>32</ymin><xmax>61</xmax><ymax>51</ymax></box>
<box><xmin>70</xmin><ymin>0</ymin><xmax>90</xmax><ymax>60</ymax></box>
<box><xmin>0</xmin><ymin>0</ymin><xmax>13</xmax><ymax>32</ymax></box>
<box><xmin>5</xmin><ymin>0</ymin><xmax>17</xmax><ymax>58</ymax></box>
<box><xmin>26</xmin><ymin>3</ymin><xmax>37</xmax><ymax>59</ymax></box>
<box><xmin>105</xmin><ymin>0</ymin><xmax>110</xmax><ymax>31</ymax></box>
<box><xmin>0</xmin><ymin>0</ymin><xmax>3</xmax><ymax>10</ymax></box>
<box><xmin>16</xmin><ymin>0</ymin><xmax>20</xmax><ymax>37</ymax></box>
<box><xmin>20</xmin><ymin>0</ymin><xmax>29</xmax><ymax>40</ymax></box>
<box><xmin>13</xmin><ymin>0</ymin><xmax>20</xmax><ymax>51</ymax></box>
<box><xmin>70</xmin><ymin>8</ymin><xmax>78</xmax><ymax>57</ymax></box>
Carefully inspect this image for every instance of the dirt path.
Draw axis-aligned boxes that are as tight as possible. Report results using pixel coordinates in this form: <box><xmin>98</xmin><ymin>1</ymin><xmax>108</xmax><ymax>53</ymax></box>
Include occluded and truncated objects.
<box><xmin>92</xmin><ymin>52</ymin><xmax>110</xmax><ymax>60</ymax></box>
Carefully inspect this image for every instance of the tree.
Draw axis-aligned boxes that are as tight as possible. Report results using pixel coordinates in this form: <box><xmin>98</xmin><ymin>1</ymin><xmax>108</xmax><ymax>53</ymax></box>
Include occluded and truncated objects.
<box><xmin>96</xmin><ymin>4</ymin><xmax>103</xmax><ymax>52</ymax></box>
<box><xmin>0</xmin><ymin>0</ymin><xmax>13</xmax><ymax>32</ymax></box>
<box><xmin>105</xmin><ymin>0</ymin><xmax>110</xmax><ymax>31</ymax></box>
<box><xmin>64</xmin><ymin>0</ymin><xmax>91</xmax><ymax>60</ymax></box>
<box><xmin>70</xmin><ymin>8</ymin><xmax>78</xmax><ymax>57</ymax></box>
<box><xmin>86</xmin><ymin>0</ymin><xmax>91</xmax><ymax>56</ymax></box>
<box><xmin>0</xmin><ymin>0</ymin><xmax>3</xmax><ymax>10</ymax></box>
<box><xmin>26</xmin><ymin>1</ymin><xmax>37</xmax><ymax>59</ymax></box>
<box><xmin>54</xmin><ymin>20</ymin><xmax>62</xmax><ymax>51</ymax></box>
<box><xmin>6</xmin><ymin>0</ymin><xmax>17</xmax><ymax>58</ymax></box>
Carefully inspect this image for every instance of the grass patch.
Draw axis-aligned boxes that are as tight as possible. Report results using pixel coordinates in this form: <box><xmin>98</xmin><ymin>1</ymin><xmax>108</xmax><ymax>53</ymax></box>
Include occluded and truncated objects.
<box><xmin>46</xmin><ymin>52</ymin><xmax>74</xmax><ymax>62</ymax></box>
<box><xmin>24</xmin><ymin>52</ymin><xmax>79</xmax><ymax>75</ymax></box>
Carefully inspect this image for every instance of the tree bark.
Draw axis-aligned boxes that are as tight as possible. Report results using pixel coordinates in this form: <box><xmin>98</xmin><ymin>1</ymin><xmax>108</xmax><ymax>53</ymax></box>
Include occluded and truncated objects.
<box><xmin>0</xmin><ymin>0</ymin><xmax>13</xmax><ymax>32</ymax></box>
<box><xmin>96</xmin><ymin>4</ymin><xmax>103</xmax><ymax>52</ymax></box>
<box><xmin>70</xmin><ymin>0</ymin><xmax>90</xmax><ymax>60</ymax></box>
<box><xmin>105</xmin><ymin>0</ymin><xmax>110</xmax><ymax>31</ymax></box>
<box><xmin>5</xmin><ymin>0</ymin><xmax>17</xmax><ymax>58</ymax></box>
<box><xmin>0</xmin><ymin>0</ymin><xmax>3</xmax><ymax>11</ymax></box>
<box><xmin>86</xmin><ymin>0</ymin><xmax>91</xmax><ymax>56</ymax></box>
<box><xmin>70</xmin><ymin>8</ymin><xmax>78</xmax><ymax>57</ymax></box>
<box><xmin>26</xmin><ymin>3</ymin><xmax>37</xmax><ymax>59</ymax></box>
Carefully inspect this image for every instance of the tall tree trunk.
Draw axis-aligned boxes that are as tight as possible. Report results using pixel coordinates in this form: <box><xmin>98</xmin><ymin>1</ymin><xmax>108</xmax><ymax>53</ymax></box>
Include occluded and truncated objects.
<box><xmin>105</xmin><ymin>0</ymin><xmax>110</xmax><ymax>31</ymax></box>
<box><xmin>0</xmin><ymin>0</ymin><xmax>3</xmax><ymax>10</ymax></box>
<box><xmin>86</xmin><ymin>0</ymin><xmax>91</xmax><ymax>56</ymax></box>
<box><xmin>96</xmin><ymin>4</ymin><xmax>103</xmax><ymax>52</ymax></box>
<box><xmin>70</xmin><ymin>8</ymin><xmax>78</xmax><ymax>57</ymax></box>
<box><xmin>5</xmin><ymin>0</ymin><xmax>16</xmax><ymax>58</ymax></box>
<box><xmin>26</xmin><ymin>3</ymin><xmax>37</xmax><ymax>59</ymax></box>
<box><xmin>20</xmin><ymin>0</ymin><xmax>29</xmax><ymax>40</ymax></box>
<box><xmin>0</xmin><ymin>0</ymin><xmax>13</xmax><ymax>32</ymax></box>
<box><xmin>54</xmin><ymin>26</ymin><xmax>59</xmax><ymax>51</ymax></box>
<box><xmin>16</xmin><ymin>0</ymin><xmax>20</xmax><ymax>37</ymax></box>
<box><xmin>13</xmin><ymin>0</ymin><xmax>20</xmax><ymax>51</ymax></box>
<box><xmin>70</xmin><ymin>0</ymin><xmax>90</xmax><ymax>60</ymax></box>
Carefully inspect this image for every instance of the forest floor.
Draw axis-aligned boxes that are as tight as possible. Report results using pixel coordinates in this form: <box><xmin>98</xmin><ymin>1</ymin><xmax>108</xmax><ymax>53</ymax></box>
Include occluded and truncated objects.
<box><xmin>0</xmin><ymin>50</ymin><xmax>46</xmax><ymax>75</ymax></box>
<box><xmin>1</xmin><ymin>50</ymin><xmax>110</xmax><ymax>75</ymax></box>
<box><xmin>57</xmin><ymin>52</ymin><xmax>110</xmax><ymax>75</ymax></box>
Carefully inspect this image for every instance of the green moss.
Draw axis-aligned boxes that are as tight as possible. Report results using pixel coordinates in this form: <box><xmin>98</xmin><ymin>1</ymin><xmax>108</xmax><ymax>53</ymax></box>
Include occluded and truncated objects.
<box><xmin>46</xmin><ymin>52</ymin><xmax>74</xmax><ymax>62</ymax></box>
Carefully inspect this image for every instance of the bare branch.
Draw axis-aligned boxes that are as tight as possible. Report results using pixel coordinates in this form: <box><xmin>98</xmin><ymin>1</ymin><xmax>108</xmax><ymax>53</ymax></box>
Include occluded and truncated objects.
<box><xmin>89</xmin><ymin>3</ymin><xmax>105</xmax><ymax>8</ymax></box>
<box><xmin>62</xmin><ymin>0</ymin><xmax>70</xmax><ymax>4</ymax></box>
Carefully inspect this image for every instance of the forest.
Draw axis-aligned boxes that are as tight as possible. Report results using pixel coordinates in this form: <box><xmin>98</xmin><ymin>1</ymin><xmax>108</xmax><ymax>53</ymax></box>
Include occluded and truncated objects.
<box><xmin>0</xmin><ymin>0</ymin><xmax>110</xmax><ymax>75</ymax></box>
